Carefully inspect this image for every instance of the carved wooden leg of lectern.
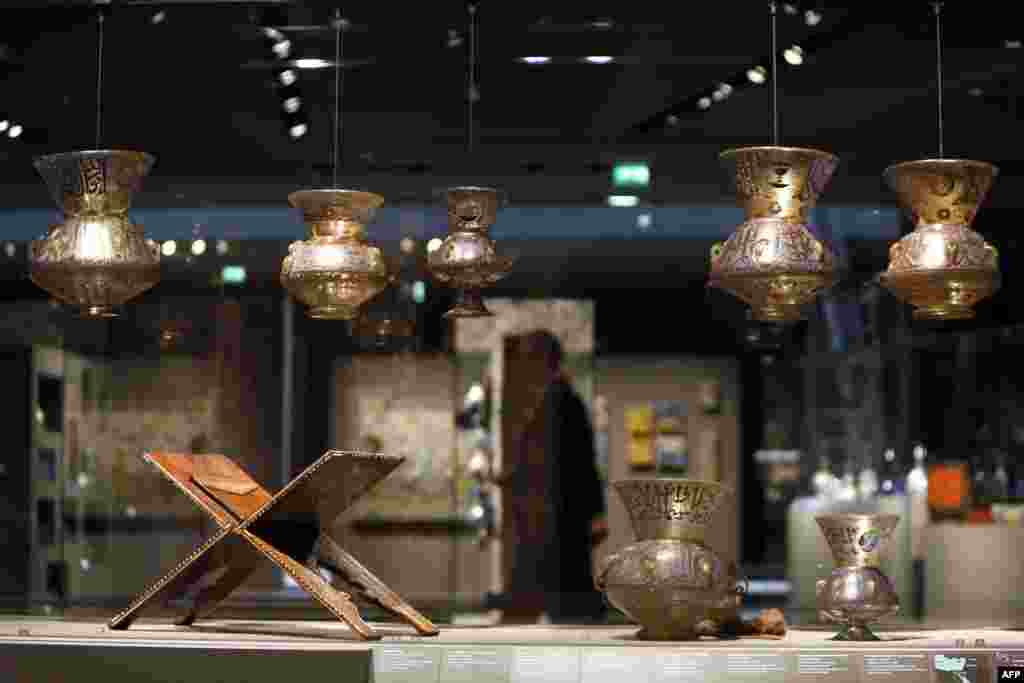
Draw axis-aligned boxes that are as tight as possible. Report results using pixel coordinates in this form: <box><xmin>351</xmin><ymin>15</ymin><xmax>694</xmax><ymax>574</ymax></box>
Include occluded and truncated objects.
<box><xmin>314</xmin><ymin>534</ymin><xmax>440</xmax><ymax>636</ymax></box>
<box><xmin>241</xmin><ymin>530</ymin><xmax>379</xmax><ymax>640</ymax></box>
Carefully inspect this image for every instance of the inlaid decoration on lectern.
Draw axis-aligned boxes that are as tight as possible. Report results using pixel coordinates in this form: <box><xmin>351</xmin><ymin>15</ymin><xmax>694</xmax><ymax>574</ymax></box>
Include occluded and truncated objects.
<box><xmin>596</xmin><ymin>479</ymin><xmax>745</xmax><ymax>640</ymax></box>
<box><xmin>880</xmin><ymin>160</ymin><xmax>999</xmax><ymax>320</ymax></box>
<box><xmin>110</xmin><ymin>450</ymin><xmax>439</xmax><ymax>640</ymax></box>
<box><xmin>29</xmin><ymin>150</ymin><xmax>160</xmax><ymax>318</ymax></box>
<box><xmin>709</xmin><ymin>147</ymin><xmax>839</xmax><ymax>322</ymax></box>
<box><xmin>815</xmin><ymin>513</ymin><xmax>900</xmax><ymax>641</ymax></box>
<box><xmin>427</xmin><ymin>186</ymin><xmax>514</xmax><ymax>318</ymax></box>
<box><xmin>281</xmin><ymin>189</ymin><xmax>389</xmax><ymax>320</ymax></box>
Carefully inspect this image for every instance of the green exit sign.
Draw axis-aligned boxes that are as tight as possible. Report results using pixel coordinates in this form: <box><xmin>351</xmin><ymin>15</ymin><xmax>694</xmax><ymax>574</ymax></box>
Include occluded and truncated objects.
<box><xmin>612</xmin><ymin>162</ymin><xmax>650</xmax><ymax>188</ymax></box>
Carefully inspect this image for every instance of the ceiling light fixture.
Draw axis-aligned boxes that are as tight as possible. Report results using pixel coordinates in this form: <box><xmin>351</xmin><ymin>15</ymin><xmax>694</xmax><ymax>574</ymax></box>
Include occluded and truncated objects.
<box><xmin>590</xmin><ymin>19</ymin><xmax>614</xmax><ymax>29</ymax></box>
<box><xmin>283</xmin><ymin>96</ymin><xmax>301</xmax><ymax>113</ymax></box>
<box><xmin>294</xmin><ymin>58</ymin><xmax>331</xmax><ymax>69</ymax></box>
<box><xmin>215</xmin><ymin>239</ymin><xmax>229</xmax><ymax>255</ymax></box>
<box><xmin>584</xmin><ymin>55</ymin><xmax>614</xmax><ymax>64</ymax></box>
<box><xmin>607</xmin><ymin>195</ymin><xmax>639</xmax><ymax>207</ymax></box>
<box><xmin>520</xmin><ymin>56</ymin><xmax>551</xmax><ymax>64</ymax></box>
<box><xmin>278</xmin><ymin>69</ymin><xmax>296</xmax><ymax>86</ymax></box>
<box><xmin>783</xmin><ymin>44</ymin><xmax>804</xmax><ymax>65</ymax></box>
<box><xmin>28</xmin><ymin>8</ymin><xmax>160</xmax><ymax>318</ymax></box>
<box><xmin>161</xmin><ymin>241</ymin><xmax>177</xmax><ymax>257</ymax></box>
<box><xmin>263</xmin><ymin>27</ymin><xmax>284</xmax><ymax>41</ymax></box>
<box><xmin>804</xmin><ymin>9</ymin><xmax>823</xmax><ymax>26</ymax></box>
<box><xmin>0</xmin><ymin>120</ymin><xmax>8</xmax><ymax>133</ymax></box>
<box><xmin>1005</xmin><ymin>39</ymin><xmax>1022</xmax><ymax>49</ymax></box>
<box><xmin>191</xmin><ymin>239</ymin><xmax>207</xmax><ymax>256</ymax></box>
<box><xmin>747</xmin><ymin>65</ymin><xmax>768</xmax><ymax>84</ymax></box>
<box><xmin>8</xmin><ymin>124</ymin><xmax>22</xmax><ymax>138</ymax></box>
<box><xmin>709</xmin><ymin>1</ymin><xmax>839</xmax><ymax>324</ymax></box>
<box><xmin>712</xmin><ymin>82</ymin><xmax>733</xmax><ymax>101</ymax></box>
<box><xmin>782</xmin><ymin>3</ymin><xmax>798</xmax><ymax>14</ymax></box>
<box><xmin>697</xmin><ymin>96</ymin><xmax>712</xmax><ymax>110</ymax></box>
<box><xmin>880</xmin><ymin>2</ymin><xmax>1000</xmax><ymax>321</ymax></box>
<box><xmin>271</xmin><ymin>39</ymin><xmax>291</xmax><ymax>59</ymax></box>
<box><xmin>288</xmin><ymin>122</ymin><xmax>307</xmax><ymax>139</ymax></box>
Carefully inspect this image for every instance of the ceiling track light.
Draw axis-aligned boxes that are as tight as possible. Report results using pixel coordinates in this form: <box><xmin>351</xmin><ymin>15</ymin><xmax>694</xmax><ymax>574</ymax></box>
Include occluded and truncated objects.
<box><xmin>783</xmin><ymin>44</ymin><xmax>804</xmax><ymax>65</ymax></box>
<box><xmin>747</xmin><ymin>65</ymin><xmax>768</xmax><ymax>84</ymax></box>
<box><xmin>583</xmin><ymin>55</ymin><xmax>614</xmax><ymax>64</ymax></box>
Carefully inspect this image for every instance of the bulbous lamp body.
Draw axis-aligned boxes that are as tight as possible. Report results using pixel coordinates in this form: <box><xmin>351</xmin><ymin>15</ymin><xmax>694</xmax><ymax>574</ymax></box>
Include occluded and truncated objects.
<box><xmin>427</xmin><ymin>186</ymin><xmax>513</xmax><ymax>318</ymax></box>
<box><xmin>709</xmin><ymin>147</ymin><xmax>839</xmax><ymax>322</ymax></box>
<box><xmin>880</xmin><ymin>159</ymin><xmax>999</xmax><ymax>320</ymax></box>
<box><xmin>281</xmin><ymin>189</ymin><xmax>389</xmax><ymax>320</ymax></box>
<box><xmin>29</xmin><ymin>150</ymin><xmax>160</xmax><ymax>318</ymax></box>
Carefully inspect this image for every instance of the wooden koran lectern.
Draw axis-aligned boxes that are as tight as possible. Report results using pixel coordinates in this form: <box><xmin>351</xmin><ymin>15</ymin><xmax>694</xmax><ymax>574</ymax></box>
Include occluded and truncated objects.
<box><xmin>109</xmin><ymin>450</ymin><xmax>438</xmax><ymax>640</ymax></box>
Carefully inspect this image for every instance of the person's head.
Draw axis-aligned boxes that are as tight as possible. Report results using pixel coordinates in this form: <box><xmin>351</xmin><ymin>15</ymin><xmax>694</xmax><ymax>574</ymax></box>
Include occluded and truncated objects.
<box><xmin>525</xmin><ymin>329</ymin><xmax>563</xmax><ymax>375</ymax></box>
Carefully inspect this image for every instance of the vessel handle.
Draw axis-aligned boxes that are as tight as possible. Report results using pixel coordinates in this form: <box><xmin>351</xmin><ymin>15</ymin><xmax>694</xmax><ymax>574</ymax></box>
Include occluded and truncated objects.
<box><xmin>594</xmin><ymin>551</ymin><xmax>621</xmax><ymax>593</ymax></box>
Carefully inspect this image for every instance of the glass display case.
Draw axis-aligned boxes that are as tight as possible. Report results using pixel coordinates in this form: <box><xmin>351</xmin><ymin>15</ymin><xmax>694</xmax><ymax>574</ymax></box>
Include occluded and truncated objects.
<box><xmin>2</xmin><ymin>1</ymin><xmax>1024</xmax><ymax>680</ymax></box>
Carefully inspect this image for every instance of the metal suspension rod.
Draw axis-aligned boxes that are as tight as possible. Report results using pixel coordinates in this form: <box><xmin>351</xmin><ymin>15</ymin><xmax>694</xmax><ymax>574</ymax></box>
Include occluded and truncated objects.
<box><xmin>933</xmin><ymin>2</ymin><xmax>945</xmax><ymax>158</ymax></box>
<box><xmin>95</xmin><ymin>8</ymin><xmax>105</xmax><ymax>147</ymax></box>
<box><xmin>770</xmin><ymin>1</ymin><xmax>779</xmax><ymax>145</ymax></box>
<box><xmin>332</xmin><ymin>8</ymin><xmax>345</xmax><ymax>187</ymax></box>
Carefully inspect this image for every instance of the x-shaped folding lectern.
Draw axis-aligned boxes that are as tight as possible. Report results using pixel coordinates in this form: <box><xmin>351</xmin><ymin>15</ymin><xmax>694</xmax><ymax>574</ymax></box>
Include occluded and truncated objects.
<box><xmin>109</xmin><ymin>450</ymin><xmax>439</xmax><ymax>640</ymax></box>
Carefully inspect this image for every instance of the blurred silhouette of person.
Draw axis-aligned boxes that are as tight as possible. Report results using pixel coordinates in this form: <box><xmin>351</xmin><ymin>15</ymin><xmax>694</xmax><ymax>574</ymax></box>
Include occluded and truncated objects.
<box><xmin>504</xmin><ymin>329</ymin><xmax>607</xmax><ymax>623</ymax></box>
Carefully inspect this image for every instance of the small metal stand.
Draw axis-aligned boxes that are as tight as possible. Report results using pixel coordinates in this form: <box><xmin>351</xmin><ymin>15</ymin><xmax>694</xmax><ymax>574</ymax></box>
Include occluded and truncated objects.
<box><xmin>109</xmin><ymin>450</ymin><xmax>439</xmax><ymax>640</ymax></box>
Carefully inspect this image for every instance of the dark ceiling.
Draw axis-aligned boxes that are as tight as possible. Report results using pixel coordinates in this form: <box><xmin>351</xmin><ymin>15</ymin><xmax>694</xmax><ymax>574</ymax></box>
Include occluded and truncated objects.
<box><xmin>1</xmin><ymin>1</ymin><xmax>1023</xmax><ymax>209</ymax></box>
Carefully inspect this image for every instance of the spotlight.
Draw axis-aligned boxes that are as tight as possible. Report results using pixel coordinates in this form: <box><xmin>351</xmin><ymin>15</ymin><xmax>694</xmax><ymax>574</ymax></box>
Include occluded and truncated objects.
<box><xmin>607</xmin><ymin>195</ymin><xmax>639</xmax><ymax>207</ymax></box>
<box><xmin>697</xmin><ymin>96</ymin><xmax>712</xmax><ymax>110</ymax></box>
<box><xmin>782</xmin><ymin>3</ymin><xmax>798</xmax><ymax>14</ymax></box>
<box><xmin>805</xmin><ymin>9</ymin><xmax>823</xmax><ymax>26</ymax></box>
<box><xmin>711</xmin><ymin>83</ymin><xmax>733</xmax><ymax>102</ymax></box>
<box><xmin>215</xmin><ymin>239</ymin><xmax>229</xmax><ymax>255</ymax></box>
<box><xmin>278</xmin><ymin>69</ymin><xmax>297</xmax><ymax>86</ymax></box>
<box><xmin>969</xmin><ymin>87</ymin><xmax>984</xmax><ymax>97</ymax></box>
<box><xmin>747</xmin><ymin>66</ymin><xmax>767</xmax><ymax>84</ymax></box>
<box><xmin>0</xmin><ymin>120</ymin><xmax>8</xmax><ymax>133</ymax></box>
<box><xmin>294</xmin><ymin>58</ymin><xmax>331</xmax><ymax>69</ymax></box>
<box><xmin>520</xmin><ymin>56</ymin><xmax>551</xmax><ymax>64</ymax></box>
<box><xmin>8</xmin><ymin>124</ymin><xmax>23</xmax><ymax>139</ymax></box>
<box><xmin>289</xmin><ymin>123</ymin><xmax>308</xmax><ymax>139</ymax></box>
<box><xmin>150</xmin><ymin>10</ymin><xmax>166</xmax><ymax>24</ymax></box>
<box><xmin>427</xmin><ymin>238</ymin><xmax>443</xmax><ymax>253</ymax></box>
<box><xmin>783</xmin><ymin>45</ymin><xmax>804</xmax><ymax>65</ymax></box>
<box><xmin>590</xmin><ymin>18</ymin><xmax>614</xmax><ymax>29</ymax></box>
<box><xmin>191</xmin><ymin>239</ymin><xmax>207</xmax><ymax>256</ymax></box>
<box><xmin>161</xmin><ymin>240</ymin><xmax>177</xmax><ymax>257</ymax></box>
<box><xmin>283</xmin><ymin>97</ymin><xmax>301</xmax><ymax>113</ymax></box>
<box><xmin>665</xmin><ymin>114</ymin><xmax>680</xmax><ymax>126</ymax></box>
<box><xmin>584</xmin><ymin>55</ymin><xmax>614</xmax><ymax>64</ymax></box>
<box><xmin>272</xmin><ymin>39</ymin><xmax>291</xmax><ymax>59</ymax></box>
<box><xmin>263</xmin><ymin>27</ymin><xmax>284</xmax><ymax>41</ymax></box>
<box><xmin>400</xmin><ymin>237</ymin><xmax>416</xmax><ymax>254</ymax></box>
<box><xmin>636</xmin><ymin>213</ymin><xmax>653</xmax><ymax>230</ymax></box>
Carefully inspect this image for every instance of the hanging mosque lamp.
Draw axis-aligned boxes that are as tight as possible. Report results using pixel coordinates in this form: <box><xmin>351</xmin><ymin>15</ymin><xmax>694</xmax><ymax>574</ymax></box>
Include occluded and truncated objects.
<box><xmin>708</xmin><ymin>2</ymin><xmax>839</xmax><ymax>323</ymax></box>
<box><xmin>280</xmin><ymin>12</ymin><xmax>388</xmax><ymax>320</ymax></box>
<box><xmin>29</xmin><ymin>10</ymin><xmax>159</xmax><ymax>317</ymax></box>
<box><xmin>879</xmin><ymin>3</ymin><xmax>999</xmax><ymax>320</ymax></box>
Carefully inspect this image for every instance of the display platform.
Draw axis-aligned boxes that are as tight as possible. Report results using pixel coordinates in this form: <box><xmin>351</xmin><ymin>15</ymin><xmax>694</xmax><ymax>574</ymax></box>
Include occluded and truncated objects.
<box><xmin>2</xmin><ymin>618</ymin><xmax>1024</xmax><ymax>683</ymax></box>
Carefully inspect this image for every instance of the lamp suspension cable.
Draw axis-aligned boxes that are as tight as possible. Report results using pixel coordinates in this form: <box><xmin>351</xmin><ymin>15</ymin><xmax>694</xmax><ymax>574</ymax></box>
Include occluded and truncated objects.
<box><xmin>467</xmin><ymin>2</ymin><xmax>478</xmax><ymax>154</ymax></box>
<box><xmin>769</xmin><ymin>1</ymin><xmax>779</xmax><ymax>146</ymax></box>
<box><xmin>95</xmin><ymin>7</ymin><xmax>105</xmax><ymax>148</ymax></box>
<box><xmin>933</xmin><ymin>1</ymin><xmax>945</xmax><ymax>159</ymax></box>
<box><xmin>332</xmin><ymin>8</ymin><xmax>345</xmax><ymax>188</ymax></box>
